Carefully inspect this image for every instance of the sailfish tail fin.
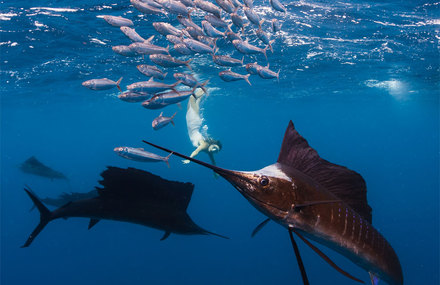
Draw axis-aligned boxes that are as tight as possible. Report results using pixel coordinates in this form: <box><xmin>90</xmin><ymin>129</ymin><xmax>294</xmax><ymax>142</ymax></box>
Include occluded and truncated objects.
<box><xmin>22</xmin><ymin>187</ymin><xmax>52</xmax><ymax>248</ymax></box>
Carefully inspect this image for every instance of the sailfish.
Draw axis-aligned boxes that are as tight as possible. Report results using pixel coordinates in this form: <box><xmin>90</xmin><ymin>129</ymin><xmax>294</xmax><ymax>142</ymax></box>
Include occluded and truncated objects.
<box><xmin>142</xmin><ymin>121</ymin><xmax>403</xmax><ymax>285</ymax></box>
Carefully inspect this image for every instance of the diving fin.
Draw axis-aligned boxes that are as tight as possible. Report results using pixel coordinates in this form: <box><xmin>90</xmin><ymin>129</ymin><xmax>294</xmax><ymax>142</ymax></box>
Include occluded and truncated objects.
<box><xmin>251</xmin><ymin>218</ymin><xmax>271</xmax><ymax>237</ymax></box>
<box><xmin>88</xmin><ymin>218</ymin><xmax>100</xmax><ymax>230</ymax></box>
<box><xmin>288</xmin><ymin>227</ymin><xmax>310</xmax><ymax>285</ymax></box>
<box><xmin>160</xmin><ymin>231</ymin><xmax>171</xmax><ymax>241</ymax></box>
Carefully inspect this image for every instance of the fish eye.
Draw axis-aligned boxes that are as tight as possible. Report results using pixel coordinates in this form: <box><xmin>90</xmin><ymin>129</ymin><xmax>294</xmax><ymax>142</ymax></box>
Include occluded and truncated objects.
<box><xmin>259</xmin><ymin>176</ymin><xmax>269</xmax><ymax>187</ymax></box>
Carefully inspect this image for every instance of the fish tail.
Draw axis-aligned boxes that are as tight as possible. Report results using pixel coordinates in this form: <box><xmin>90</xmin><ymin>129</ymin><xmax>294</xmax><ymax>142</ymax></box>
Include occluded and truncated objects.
<box><xmin>200</xmin><ymin>79</ymin><xmax>210</xmax><ymax>95</ymax></box>
<box><xmin>277</xmin><ymin>69</ymin><xmax>280</xmax><ymax>82</ymax></box>
<box><xmin>22</xmin><ymin>186</ymin><xmax>53</xmax><ymax>248</ymax></box>
<box><xmin>269</xmin><ymin>39</ymin><xmax>275</xmax><ymax>53</ymax></box>
<box><xmin>241</xmin><ymin>56</ymin><xmax>244</xmax><ymax>65</ymax></box>
<box><xmin>185</xmin><ymin>58</ymin><xmax>193</xmax><ymax>70</ymax></box>
<box><xmin>259</xmin><ymin>19</ymin><xmax>264</xmax><ymax>29</ymax></box>
<box><xmin>145</xmin><ymin>35</ymin><xmax>155</xmax><ymax>43</ymax></box>
<box><xmin>244</xmin><ymin>74</ymin><xmax>252</xmax><ymax>86</ymax></box>
<box><xmin>262</xmin><ymin>45</ymin><xmax>268</xmax><ymax>60</ymax></box>
<box><xmin>164</xmin><ymin>152</ymin><xmax>173</xmax><ymax>168</ymax></box>
<box><xmin>116</xmin><ymin>77</ymin><xmax>123</xmax><ymax>92</ymax></box>
<box><xmin>164</xmin><ymin>72</ymin><xmax>168</xmax><ymax>78</ymax></box>
<box><xmin>166</xmin><ymin>45</ymin><xmax>170</xmax><ymax>55</ymax></box>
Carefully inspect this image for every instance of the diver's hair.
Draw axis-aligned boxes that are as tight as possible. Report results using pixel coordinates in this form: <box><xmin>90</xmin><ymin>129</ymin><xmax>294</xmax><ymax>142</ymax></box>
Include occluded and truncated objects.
<box><xmin>205</xmin><ymin>138</ymin><xmax>222</xmax><ymax>151</ymax></box>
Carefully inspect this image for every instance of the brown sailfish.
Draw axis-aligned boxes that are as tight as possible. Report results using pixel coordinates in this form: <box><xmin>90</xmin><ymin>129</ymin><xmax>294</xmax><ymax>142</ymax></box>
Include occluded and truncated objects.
<box><xmin>22</xmin><ymin>166</ymin><xmax>227</xmax><ymax>247</ymax></box>
<box><xmin>142</xmin><ymin>121</ymin><xmax>403</xmax><ymax>285</ymax></box>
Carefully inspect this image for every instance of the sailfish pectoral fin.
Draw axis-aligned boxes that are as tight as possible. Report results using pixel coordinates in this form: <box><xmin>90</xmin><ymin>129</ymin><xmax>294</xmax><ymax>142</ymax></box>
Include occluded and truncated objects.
<box><xmin>291</xmin><ymin>228</ymin><xmax>365</xmax><ymax>284</ymax></box>
<box><xmin>88</xmin><ymin>219</ymin><xmax>100</xmax><ymax>230</ymax></box>
<box><xmin>160</xmin><ymin>231</ymin><xmax>171</xmax><ymax>241</ymax></box>
<box><xmin>251</xmin><ymin>218</ymin><xmax>271</xmax><ymax>237</ymax></box>
<box><xmin>288</xmin><ymin>227</ymin><xmax>310</xmax><ymax>285</ymax></box>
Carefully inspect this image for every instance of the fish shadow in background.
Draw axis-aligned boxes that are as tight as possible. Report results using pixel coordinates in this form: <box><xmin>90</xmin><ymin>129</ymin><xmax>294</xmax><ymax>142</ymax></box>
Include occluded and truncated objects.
<box><xmin>19</xmin><ymin>156</ymin><xmax>68</xmax><ymax>181</ymax></box>
<box><xmin>22</xmin><ymin>166</ymin><xmax>228</xmax><ymax>248</ymax></box>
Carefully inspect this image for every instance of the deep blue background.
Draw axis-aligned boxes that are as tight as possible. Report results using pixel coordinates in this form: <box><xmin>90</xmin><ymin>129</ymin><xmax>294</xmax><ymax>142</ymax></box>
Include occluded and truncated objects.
<box><xmin>1</xmin><ymin>0</ymin><xmax>439</xmax><ymax>284</ymax></box>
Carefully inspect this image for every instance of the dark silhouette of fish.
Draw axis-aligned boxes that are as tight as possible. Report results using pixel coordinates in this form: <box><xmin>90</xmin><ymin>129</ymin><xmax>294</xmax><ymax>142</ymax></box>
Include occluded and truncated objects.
<box><xmin>22</xmin><ymin>167</ymin><xmax>227</xmax><ymax>247</ymax></box>
<box><xmin>142</xmin><ymin>121</ymin><xmax>403</xmax><ymax>285</ymax></box>
<box><xmin>31</xmin><ymin>190</ymin><xmax>98</xmax><ymax>210</ymax></box>
<box><xmin>19</xmin><ymin>156</ymin><xmax>67</xmax><ymax>180</ymax></box>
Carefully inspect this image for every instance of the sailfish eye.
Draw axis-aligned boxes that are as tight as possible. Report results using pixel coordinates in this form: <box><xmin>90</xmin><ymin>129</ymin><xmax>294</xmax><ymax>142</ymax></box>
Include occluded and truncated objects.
<box><xmin>259</xmin><ymin>176</ymin><xmax>269</xmax><ymax>187</ymax></box>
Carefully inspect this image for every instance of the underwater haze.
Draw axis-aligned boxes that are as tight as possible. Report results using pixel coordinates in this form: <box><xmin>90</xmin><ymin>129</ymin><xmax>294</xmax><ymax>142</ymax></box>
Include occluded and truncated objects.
<box><xmin>1</xmin><ymin>0</ymin><xmax>439</xmax><ymax>284</ymax></box>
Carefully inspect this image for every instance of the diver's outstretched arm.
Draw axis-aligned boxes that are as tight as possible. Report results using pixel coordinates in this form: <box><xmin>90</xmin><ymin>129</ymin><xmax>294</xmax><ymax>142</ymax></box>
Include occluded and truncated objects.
<box><xmin>183</xmin><ymin>142</ymin><xmax>207</xmax><ymax>164</ymax></box>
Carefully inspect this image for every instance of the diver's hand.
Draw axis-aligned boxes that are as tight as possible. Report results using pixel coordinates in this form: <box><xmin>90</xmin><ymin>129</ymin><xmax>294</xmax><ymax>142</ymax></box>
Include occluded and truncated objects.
<box><xmin>182</xmin><ymin>159</ymin><xmax>190</xmax><ymax>164</ymax></box>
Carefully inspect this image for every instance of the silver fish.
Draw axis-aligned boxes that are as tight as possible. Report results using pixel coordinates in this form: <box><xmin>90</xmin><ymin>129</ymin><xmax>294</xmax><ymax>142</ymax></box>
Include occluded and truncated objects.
<box><xmin>179</xmin><ymin>0</ymin><xmax>195</xmax><ymax>7</ymax></box>
<box><xmin>102</xmin><ymin>15</ymin><xmax>133</xmax><ymax>27</ymax></box>
<box><xmin>140</xmin><ymin>0</ymin><xmax>163</xmax><ymax>8</ymax></box>
<box><xmin>212</xmin><ymin>54</ymin><xmax>243</xmax><ymax>66</ymax></box>
<box><xmin>183</xmin><ymin>38</ymin><xmax>215</xmax><ymax>54</ymax></box>
<box><xmin>202</xmin><ymin>20</ymin><xmax>225</xmax><ymax>38</ymax></box>
<box><xmin>152</xmin><ymin>111</ymin><xmax>177</xmax><ymax>130</ymax></box>
<box><xmin>120</xmin><ymin>26</ymin><xmax>148</xmax><ymax>42</ymax></box>
<box><xmin>82</xmin><ymin>77</ymin><xmax>122</xmax><ymax>91</ymax></box>
<box><xmin>112</xmin><ymin>45</ymin><xmax>137</xmax><ymax>57</ymax></box>
<box><xmin>269</xmin><ymin>0</ymin><xmax>286</xmax><ymax>13</ymax></box>
<box><xmin>150</xmin><ymin>54</ymin><xmax>193</xmax><ymax>70</ymax></box>
<box><xmin>153</xmin><ymin>22</ymin><xmax>182</xmax><ymax>36</ymax></box>
<box><xmin>245</xmin><ymin>62</ymin><xmax>263</xmax><ymax>74</ymax></box>
<box><xmin>131</xmin><ymin>0</ymin><xmax>163</xmax><ymax>14</ymax></box>
<box><xmin>166</xmin><ymin>34</ymin><xmax>184</xmax><ymax>45</ymax></box>
<box><xmin>114</xmin><ymin>146</ymin><xmax>172</xmax><ymax>167</ymax></box>
<box><xmin>129</xmin><ymin>42</ymin><xmax>170</xmax><ymax>55</ymax></box>
<box><xmin>243</xmin><ymin>0</ymin><xmax>252</xmax><ymax>8</ymax></box>
<box><xmin>143</xmin><ymin>88</ymin><xmax>196</xmax><ymax>109</ymax></box>
<box><xmin>257</xmin><ymin>65</ymin><xmax>280</xmax><ymax>80</ymax></box>
<box><xmin>243</xmin><ymin>7</ymin><xmax>260</xmax><ymax>26</ymax></box>
<box><xmin>195</xmin><ymin>0</ymin><xmax>222</xmax><ymax>18</ymax></box>
<box><xmin>231</xmin><ymin>11</ymin><xmax>248</xmax><ymax>29</ymax></box>
<box><xmin>137</xmin><ymin>64</ymin><xmax>168</xmax><ymax>79</ymax></box>
<box><xmin>161</xmin><ymin>0</ymin><xmax>189</xmax><ymax>15</ymax></box>
<box><xmin>196</xmin><ymin>35</ymin><xmax>217</xmax><ymax>47</ymax></box>
<box><xmin>215</xmin><ymin>0</ymin><xmax>235</xmax><ymax>13</ymax></box>
<box><xmin>219</xmin><ymin>70</ymin><xmax>251</xmax><ymax>85</ymax></box>
<box><xmin>127</xmin><ymin>77</ymin><xmax>181</xmax><ymax>93</ymax></box>
<box><xmin>204</xmin><ymin>15</ymin><xmax>228</xmax><ymax>28</ymax></box>
<box><xmin>271</xmin><ymin>19</ymin><xmax>281</xmax><ymax>32</ymax></box>
<box><xmin>256</xmin><ymin>27</ymin><xmax>273</xmax><ymax>52</ymax></box>
<box><xmin>185</xmin><ymin>26</ymin><xmax>205</xmax><ymax>38</ymax></box>
<box><xmin>225</xmin><ymin>27</ymin><xmax>242</xmax><ymax>41</ymax></box>
<box><xmin>173</xmin><ymin>73</ymin><xmax>209</xmax><ymax>92</ymax></box>
<box><xmin>177</xmin><ymin>15</ymin><xmax>201</xmax><ymax>30</ymax></box>
<box><xmin>230</xmin><ymin>0</ymin><xmax>243</xmax><ymax>7</ymax></box>
<box><xmin>174</xmin><ymin>43</ymin><xmax>194</xmax><ymax>55</ymax></box>
<box><xmin>118</xmin><ymin>91</ymin><xmax>153</xmax><ymax>102</ymax></box>
<box><xmin>232</xmin><ymin>39</ymin><xmax>268</xmax><ymax>60</ymax></box>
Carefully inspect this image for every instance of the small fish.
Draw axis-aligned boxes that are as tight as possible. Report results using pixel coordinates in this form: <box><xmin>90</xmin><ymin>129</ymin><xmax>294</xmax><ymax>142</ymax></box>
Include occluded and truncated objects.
<box><xmin>256</xmin><ymin>25</ymin><xmax>273</xmax><ymax>52</ymax></box>
<box><xmin>142</xmin><ymin>88</ymin><xmax>196</xmax><ymax>109</ymax></box>
<box><xmin>118</xmin><ymin>91</ymin><xmax>153</xmax><ymax>103</ymax></box>
<box><xmin>174</xmin><ymin>43</ymin><xmax>194</xmax><ymax>55</ymax></box>
<box><xmin>215</xmin><ymin>0</ymin><xmax>235</xmax><ymax>13</ymax></box>
<box><xmin>225</xmin><ymin>27</ymin><xmax>242</xmax><ymax>41</ymax></box>
<box><xmin>212</xmin><ymin>54</ymin><xmax>243</xmax><ymax>67</ymax></box>
<box><xmin>196</xmin><ymin>36</ymin><xmax>217</xmax><ymax>47</ymax></box>
<box><xmin>219</xmin><ymin>70</ymin><xmax>251</xmax><ymax>85</ymax></box>
<box><xmin>173</xmin><ymin>73</ymin><xmax>209</xmax><ymax>92</ymax></box>
<box><xmin>102</xmin><ymin>15</ymin><xmax>133</xmax><ymax>27</ymax></box>
<box><xmin>82</xmin><ymin>77</ymin><xmax>122</xmax><ymax>91</ymax></box>
<box><xmin>202</xmin><ymin>20</ymin><xmax>225</xmax><ymax>38</ymax></box>
<box><xmin>243</xmin><ymin>7</ymin><xmax>261</xmax><ymax>26</ymax></box>
<box><xmin>271</xmin><ymin>19</ymin><xmax>281</xmax><ymax>33</ymax></box>
<box><xmin>150</xmin><ymin>54</ymin><xmax>193</xmax><ymax>70</ymax></box>
<box><xmin>230</xmin><ymin>0</ymin><xmax>243</xmax><ymax>7</ymax></box>
<box><xmin>152</xmin><ymin>111</ymin><xmax>177</xmax><ymax>130</ymax></box>
<box><xmin>195</xmin><ymin>0</ymin><xmax>222</xmax><ymax>18</ymax></box>
<box><xmin>114</xmin><ymin>147</ymin><xmax>173</xmax><ymax>166</ymax></box>
<box><xmin>166</xmin><ymin>34</ymin><xmax>184</xmax><ymax>45</ymax></box>
<box><xmin>183</xmin><ymin>38</ymin><xmax>216</xmax><ymax>54</ymax></box>
<box><xmin>140</xmin><ymin>0</ymin><xmax>163</xmax><ymax>8</ymax></box>
<box><xmin>137</xmin><ymin>65</ymin><xmax>168</xmax><ymax>79</ymax></box>
<box><xmin>245</xmin><ymin>62</ymin><xmax>263</xmax><ymax>74</ymax></box>
<box><xmin>153</xmin><ymin>22</ymin><xmax>182</xmax><ymax>36</ymax></box>
<box><xmin>230</xmin><ymin>10</ymin><xmax>248</xmax><ymax>31</ymax></box>
<box><xmin>129</xmin><ymin>42</ymin><xmax>170</xmax><ymax>55</ymax></box>
<box><xmin>131</xmin><ymin>0</ymin><xmax>163</xmax><ymax>14</ymax></box>
<box><xmin>177</xmin><ymin>15</ymin><xmax>201</xmax><ymax>30</ymax></box>
<box><xmin>112</xmin><ymin>45</ymin><xmax>137</xmax><ymax>57</ymax></box>
<box><xmin>243</xmin><ymin>0</ymin><xmax>253</xmax><ymax>8</ymax></box>
<box><xmin>204</xmin><ymin>15</ymin><xmax>228</xmax><ymax>28</ymax></box>
<box><xmin>179</xmin><ymin>0</ymin><xmax>195</xmax><ymax>7</ymax></box>
<box><xmin>19</xmin><ymin>156</ymin><xmax>67</xmax><ymax>180</ymax></box>
<box><xmin>162</xmin><ymin>0</ymin><xmax>190</xmax><ymax>16</ymax></box>
<box><xmin>185</xmin><ymin>26</ymin><xmax>205</xmax><ymax>38</ymax></box>
<box><xmin>120</xmin><ymin>26</ymin><xmax>148</xmax><ymax>42</ymax></box>
<box><xmin>232</xmin><ymin>39</ymin><xmax>269</xmax><ymax>60</ymax></box>
<box><xmin>257</xmin><ymin>64</ymin><xmax>280</xmax><ymax>80</ymax></box>
<box><xmin>127</xmin><ymin>77</ymin><xmax>180</xmax><ymax>93</ymax></box>
<box><xmin>269</xmin><ymin>0</ymin><xmax>286</xmax><ymax>13</ymax></box>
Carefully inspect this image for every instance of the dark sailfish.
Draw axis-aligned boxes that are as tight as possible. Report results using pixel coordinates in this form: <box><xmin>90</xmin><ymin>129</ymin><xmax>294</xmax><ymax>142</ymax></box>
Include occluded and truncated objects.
<box><xmin>22</xmin><ymin>167</ymin><xmax>227</xmax><ymax>247</ymax></box>
<box><xmin>142</xmin><ymin>121</ymin><xmax>403</xmax><ymax>285</ymax></box>
<box><xmin>19</xmin><ymin>156</ymin><xmax>68</xmax><ymax>180</ymax></box>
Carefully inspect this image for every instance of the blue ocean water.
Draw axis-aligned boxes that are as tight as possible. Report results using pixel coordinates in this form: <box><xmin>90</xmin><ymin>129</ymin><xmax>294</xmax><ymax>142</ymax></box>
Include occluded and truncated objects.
<box><xmin>1</xmin><ymin>0</ymin><xmax>439</xmax><ymax>284</ymax></box>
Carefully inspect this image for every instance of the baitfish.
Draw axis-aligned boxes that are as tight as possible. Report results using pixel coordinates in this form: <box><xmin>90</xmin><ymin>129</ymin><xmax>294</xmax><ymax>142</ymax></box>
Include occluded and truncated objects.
<box><xmin>131</xmin><ymin>0</ymin><xmax>163</xmax><ymax>14</ymax></box>
<box><xmin>202</xmin><ymin>20</ymin><xmax>225</xmax><ymax>38</ymax></box>
<box><xmin>231</xmin><ymin>10</ymin><xmax>248</xmax><ymax>30</ymax></box>
<box><xmin>243</xmin><ymin>7</ymin><xmax>261</xmax><ymax>26</ymax></box>
<box><xmin>22</xmin><ymin>166</ymin><xmax>228</xmax><ymax>247</ymax></box>
<box><xmin>114</xmin><ymin>147</ymin><xmax>173</xmax><ymax>166</ymax></box>
<box><xmin>118</xmin><ymin>91</ymin><xmax>153</xmax><ymax>103</ymax></box>
<box><xmin>270</xmin><ymin>0</ymin><xmax>286</xmax><ymax>13</ymax></box>
<box><xmin>112</xmin><ymin>45</ymin><xmax>138</xmax><ymax>57</ymax></box>
<box><xmin>137</xmin><ymin>64</ymin><xmax>168</xmax><ymax>80</ymax></box>
<box><xmin>204</xmin><ymin>15</ymin><xmax>228</xmax><ymax>28</ymax></box>
<box><xmin>149</xmin><ymin>54</ymin><xmax>193</xmax><ymax>70</ymax></box>
<box><xmin>129</xmin><ymin>42</ymin><xmax>170</xmax><ymax>55</ymax></box>
<box><xmin>173</xmin><ymin>73</ymin><xmax>209</xmax><ymax>92</ymax></box>
<box><xmin>152</xmin><ymin>111</ymin><xmax>177</xmax><ymax>130</ymax></box>
<box><xmin>219</xmin><ymin>70</ymin><xmax>251</xmax><ymax>85</ymax></box>
<box><xmin>82</xmin><ymin>77</ymin><xmax>122</xmax><ymax>91</ymax></box>
<box><xmin>185</xmin><ymin>26</ymin><xmax>205</xmax><ymax>38</ymax></box>
<box><xmin>212</xmin><ymin>54</ymin><xmax>243</xmax><ymax>67</ymax></box>
<box><xmin>183</xmin><ymin>38</ymin><xmax>216</xmax><ymax>54</ymax></box>
<box><xmin>166</xmin><ymin>35</ymin><xmax>184</xmax><ymax>45</ymax></box>
<box><xmin>271</xmin><ymin>19</ymin><xmax>282</xmax><ymax>33</ymax></box>
<box><xmin>179</xmin><ymin>0</ymin><xmax>195</xmax><ymax>7</ymax></box>
<box><xmin>232</xmin><ymin>39</ymin><xmax>269</xmax><ymax>60</ymax></box>
<box><xmin>161</xmin><ymin>0</ymin><xmax>190</xmax><ymax>16</ymax></box>
<box><xmin>177</xmin><ymin>15</ymin><xmax>201</xmax><ymax>31</ymax></box>
<box><xmin>215</xmin><ymin>0</ymin><xmax>235</xmax><ymax>13</ymax></box>
<box><xmin>102</xmin><ymin>15</ymin><xmax>133</xmax><ymax>27</ymax></box>
<box><xmin>120</xmin><ymin>26</ymin><xmax>151</xmax><ymax>42</ymax></box>
<box><xmin>19</xmin><ymin>156</ymin><xmax>67</xmax><ymax>181</ymax></box>
<box><xmin>127</xmin><ymin>77</ymin><xmax>181</xmax><ymax>93</ymax></box>
<box><xmin>257</xmin><ymin>64</ymin><xmax>280</xmax><ymax>80</ymax></box>
<box><xmin>143</xmin><ymin>121</ymin><xmax>404</xmax><ymax>285</ymax></box>
<box><xmin>225</xmin><ymin>27</ymin><xmax>242</xmax><ymax>42</ymax></box>
<box><xmin>174</xmin><ymin>43</ymin><xmax>194</xmax><ymax>55</ymax></box>
<box><xmin>195</xmin><ymin>0</ymin><xmax>222</xmax><ymax>18</ymax></box>
<box><xmin>245</xmin><ymin>62</ymin><xmax>263</xmax><ymax>74</ymax></box>
<box><xmin>243</xmin><ymin>0</ymin><xmax>252</xmax><ymax>8</ymax></box>
<box><xmin>152</xmin><ymin>22</ymin><xmax>182</xmax><ymax>36</ymax></box>
<box><xmin>142</xmin><ymin>88</ymin><xmax>196</xmax><ymax>109</ymax></box>
<box><xmin>256</xmin><ymin>25</ymin><xmax>273</xmax><ymax>52</ymax></box>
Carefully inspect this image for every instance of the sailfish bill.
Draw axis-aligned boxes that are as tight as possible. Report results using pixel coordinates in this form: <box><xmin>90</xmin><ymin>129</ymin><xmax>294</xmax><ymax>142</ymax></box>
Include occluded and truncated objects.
<box><xmin>142</xmin><ymin>120</ymin><xmax>403</xmax><ymax>285</ymax></box>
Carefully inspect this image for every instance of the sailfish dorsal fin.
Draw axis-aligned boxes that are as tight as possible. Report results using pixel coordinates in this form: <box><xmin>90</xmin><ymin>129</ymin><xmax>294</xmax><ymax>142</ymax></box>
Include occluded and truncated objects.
<box><xmin>277</xmin><ymin>121</ymin><xmax>372</xmax><ymax>223</ymax></box>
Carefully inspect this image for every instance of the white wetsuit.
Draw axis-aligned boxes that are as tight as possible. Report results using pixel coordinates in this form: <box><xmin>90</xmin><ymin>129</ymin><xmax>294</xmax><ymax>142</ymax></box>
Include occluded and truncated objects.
<box><xmin>186</xmin><ymin>99</ymin><xmax>204</xmax><ymax>147</ymax></box>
